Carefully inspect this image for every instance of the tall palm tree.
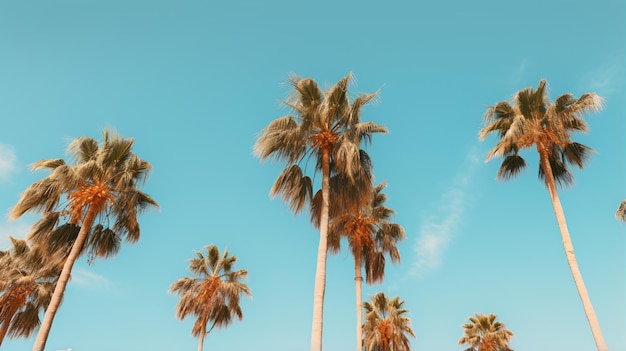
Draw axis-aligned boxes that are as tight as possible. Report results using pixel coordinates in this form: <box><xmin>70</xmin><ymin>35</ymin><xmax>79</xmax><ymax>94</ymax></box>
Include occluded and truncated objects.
<box><xmin>170</xmin><ymin>244</ymin><xmax>251</xmax><ymax>351</ymax></box>
<box><xmin>10</xmin><ymin>129</ymin><xmax>159</xmax><ymax>351</ymax></box>
<box><xmin>480</xmin><ymin>79</ymin><xmax>607</xmax><ymax>351</ymax></box>
<box><xmin>328</xmin><ymin>183</ymin><xmax>405</xmax><ymax>351</ymax></box>
<box><xmin>459</xmin><ymin>313</ymin><xmax>513</xmax><ymax>351</ymax></box>
<box><xmin>0</xmin><ymin>238</ymin><xmax>61</xmax><ymax>347</ymax></box>
<box><xmin>616</xmin><ymin>200</ymin><xmax>626</xmax><ymax>222</ymax></box>
<box><xmin>255</xmin><ymin>73</ymin><xmax>387</xmax><ymax>351</ymax></box>
<box><xmin>362</xmin><ymin>292</ymin><xmax>415</xmax><ymax>351</ymax></box>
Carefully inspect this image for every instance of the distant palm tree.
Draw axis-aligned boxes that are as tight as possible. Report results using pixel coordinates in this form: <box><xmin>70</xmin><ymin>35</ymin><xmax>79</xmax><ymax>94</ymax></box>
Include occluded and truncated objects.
<box><xmin>255</xmin><ymin>73</ymin><xmax>387</xmax><ymax>351</ymax></box>
<box><xmin>362</xmin><ymin>292</ymin><xmax>415</xmax><ymax>351</ymax></box>
<box><xmin>0</xmin><ymin>238</ymin><xmax>61</xmax><ymax>347</ymax></box>
<box><xmin>10</xmin><ymin>130</ymin><xmax>158</xmax><ymax>351</ymax></box>
<box><xmin>480</xmin><ymin>79</ymin><xmax>607</xmax><ymax>351</ymax></box>
<box><xmin>170</xmin><ymin>244</ymin><xmax>251</xmax><ymax>351</ymax></box>
<box><xmin>328</xmin><ymin>183</ymin><xmax>405</xmax><ymax>351</ymax></box>
<box><xmin>459</xmin><ymin>313</ymin><xmax>513</xmax><ymax>351</ymax></box>
<box><xmin>616</xmin><ymin>200</ymin><xmax>626</xmax><ymax>222</ymax></box>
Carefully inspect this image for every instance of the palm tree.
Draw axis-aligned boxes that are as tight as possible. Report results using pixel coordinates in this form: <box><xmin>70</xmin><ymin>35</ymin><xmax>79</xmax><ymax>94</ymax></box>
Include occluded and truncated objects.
<box><xmin>170</xmin><ymin>244</ymin><xmax>251</xmax><ymax>351</ymax></box>
<box><xmin>616</xmin><ymin>200</ymin><xmax>626</xmax><ymax>222</ymax></box>
<box><xmin>328</xmin><ymin>183</ymin><xmax>405</xmax><ymax>351</ymax></box>
<box><xmin>459</xmin><ymin>313</ymin><xmax>513</xmax><ymax>351</ymax></box>
<box><xmin>255</xmin><ymin>73</ymin><xmax>387</xmax><ymax>351</ymax></box>
<box><xmin>10</xmin><ymin>129</ymin><xmax>159</xmax><ymax>351</ymax></box>
<box><xmin>0</xmin><ymin>238</ymin><xmax>61</xmax><ymax>347</ymax></box>
<box><xmin>480</xmin><ymin>79</ymin><xmax>607</xmax><ymax>351</ymax></box>
<box><xmin>362</xmin><ymin>292</ymin><xmax>415</xmax><ymax>351</ymax></box>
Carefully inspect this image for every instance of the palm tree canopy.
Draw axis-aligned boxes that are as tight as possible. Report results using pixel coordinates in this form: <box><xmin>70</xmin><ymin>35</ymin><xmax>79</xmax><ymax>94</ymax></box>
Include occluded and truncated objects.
<box><xmin>255</xmin><ymin>73</ymin><xmax>388</xmax><ymax>216</ymax></box>
<box><xmin>459</xmin><ymin>313</ymin><xmax>514</xmax><ymax>351</ymax></box>
<box><xmin>0</xmin><ymin>238</ymin><xmax>61</xmax><ymax>341</ymax></box>
<box><xmin>169</xmin><ymin>244</ymin><xmax>251</xmax><ymax>338</ymax></box>
<box><xmin>10</xmin><ymin>129</ymin><xmax>159</xmax><ymax>261</ymax></box>
<box><xmin>362</xmin><ymin>292</ymin><xmax>415</xmax><ymax>351</ymax></box>
<box><xmin>328</xmin><ymin>182</ymin><xmax>405</xmax><ymax>284</ymax></box>
<box><xmin>480</xmin><ymin>79</ymin><xmax>603</xmax><ymax>187</ymax></box>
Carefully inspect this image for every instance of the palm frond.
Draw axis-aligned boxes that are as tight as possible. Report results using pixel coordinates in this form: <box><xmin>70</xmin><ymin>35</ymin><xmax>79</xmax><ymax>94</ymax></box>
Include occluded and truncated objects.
<box><xmin>561</xmin><ymin>142</ymin><xmax>594</xmax><ymax>169</ymax></box>
<box><xmin>615</xmin><ymin>200</ymin><xmax>626</xmax><ymax>222</ymax></box>
<box><xmin>270</xmin><ymin>165</ymin><xmax>313</xmax><ymax>215</ymax></box>
<box><xmin>496</xmin><ymin>154</ymin><xmax>527</xmax><ymax>181</ymax></box>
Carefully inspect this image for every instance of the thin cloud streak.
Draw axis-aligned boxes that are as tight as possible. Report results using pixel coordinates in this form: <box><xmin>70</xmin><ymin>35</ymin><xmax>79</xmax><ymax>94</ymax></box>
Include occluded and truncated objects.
<box><xmin>410</xmin><ymin>147</ymin><xmax>479</xmax><ymax>278</ymax></box>
<box><xmin>582</xmin><ymin>59</ymin><xmax>624</xmax><ymax>95</ymax></box>
<box><xmin>72</xmin><ymin>268</ymin><xmax>110</xmax><ymax>288</ymax></box>
<box><xmin>0</xmin><ymin>143</ymin><xmax>18</xmax><ymax>183</ymax></box>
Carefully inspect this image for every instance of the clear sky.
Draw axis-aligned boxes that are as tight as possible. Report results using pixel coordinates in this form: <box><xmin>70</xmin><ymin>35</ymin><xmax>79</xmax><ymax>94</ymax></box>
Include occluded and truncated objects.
<box><xmin>0</xmin><ymin>1</ymin><xmax>624</xmax><ymax>350</ymax></box>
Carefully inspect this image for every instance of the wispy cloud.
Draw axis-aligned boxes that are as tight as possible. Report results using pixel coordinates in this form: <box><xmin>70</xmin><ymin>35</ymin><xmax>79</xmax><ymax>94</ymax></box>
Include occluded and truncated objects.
<box><xmin>581</xmin><ymin>59</ymin><xmax>624</xmax><ymax>96</ymax></box>
<box><xmin>511</xmin><ymin>58</ymin><xmax>529</xmax><ymax>87</ymax></box>
<box><xmin>410</xmin><ymin>147</ymin><xmax>480</xmax><ymax>278</ymax></box>
<box><xmin>0</xmin><ymin>143</ymin><xmax>18</xmax><ymax>183</ymax></box>
<box><xmin>72</xmin><ymin>268</ymin><xmax>110</xmax><ymax>288</ymax></box>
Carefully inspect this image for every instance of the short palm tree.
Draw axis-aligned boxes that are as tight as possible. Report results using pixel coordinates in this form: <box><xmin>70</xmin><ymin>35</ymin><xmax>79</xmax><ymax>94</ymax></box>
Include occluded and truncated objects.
<box><xmin>0</xmin><ymin>238</ymin><xmax>61</xmax><ymax>347</ymax></box>
<box><xmin>328</xmin><ymin>183</ymin><xmax>405</xmax><ymax>351</ymax></box>
<box><xmin>170</xmin><ymin>244</ymin><xmax>251</xmax><ymax>351</ymax></box>
<box><xmin>362</xmin><ymin>292</ymin><xmax>415</xmax><ymax>351</ymax></box>
<box><xmin>459</xmin><ymin>313</ymin><xmax>513</xmax><ymax>351</ymax></box>
<box><xmin>616</xmin><ymin>200</ymin><xmax>626</xmax><ymax>222</ymax></box>
<box><xmin>10</xmin><ymin>129</ymin><xmax>158</xmax><ymax>351</ymax></box>
<box><xmin>255</xmin><ymin>73</ymin><xmax>387</xmax><ymax>351</ymax></box>
<box><xmin>480</xmin><ymin>79</ymin><xmax>607</xmax><ymax>350</ymax></box>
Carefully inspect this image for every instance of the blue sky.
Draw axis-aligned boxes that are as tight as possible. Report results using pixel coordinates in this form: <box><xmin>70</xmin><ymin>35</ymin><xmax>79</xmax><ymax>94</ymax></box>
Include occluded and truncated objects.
<box><xmin>0</xmin><ymin>1</ymin><xmax>624</xmax><ymax>350</ymax></box>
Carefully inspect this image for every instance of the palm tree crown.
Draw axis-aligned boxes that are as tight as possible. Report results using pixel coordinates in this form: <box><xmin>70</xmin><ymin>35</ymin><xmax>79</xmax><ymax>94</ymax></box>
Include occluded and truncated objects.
<box><xmin>459</xmin><ymin>313</ymin><xmax>514</xmax><ymax>351</ymax></box>
<box><xmin>480</xmin><ymin>79</ymin><xmax>603</xmax><ymax>185</ymax></box>
<box><xmin>10</xmin><ymin>129</ymin><xmax>158</xmax><ymax>351</ymax></box>
<box><xmin>170</xmin><ymin>244</ymin><xmax>251</xmax><ymax>351</ymax></box>
<box><xmin>362</xmin><ymin>292</ymin><xmax>415</xmax><ymax>351</ymax></box>
<box><xmin>0</xmin><ymin>239</ymin><xmax>61</xmax><ymax>347</ymax></box>
<box><xmin>255</xmin><ymin>73</ymin><xmax>387</xmax><ymax>351</ymax></box>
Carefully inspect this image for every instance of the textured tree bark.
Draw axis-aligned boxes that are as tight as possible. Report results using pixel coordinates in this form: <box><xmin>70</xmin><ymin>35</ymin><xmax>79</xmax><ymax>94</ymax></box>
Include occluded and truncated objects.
<box><xmin>32</xmin><ymin>207</ymin><xmax>98</xmax><ymax>351</ymax></box>
<box><xmin>310</xmin><ymin>148</ymin><xmax>331</xmax><ymax>351</ymax></box>
<box><xmin>540</xmin><ymin>153</ymin><xmax>608</xmax><ymax>351</ymax></box>
<box><xmin>355</xmin><ymin>255</ymin><xmax>363</xmax><ymax>351</ymax></box>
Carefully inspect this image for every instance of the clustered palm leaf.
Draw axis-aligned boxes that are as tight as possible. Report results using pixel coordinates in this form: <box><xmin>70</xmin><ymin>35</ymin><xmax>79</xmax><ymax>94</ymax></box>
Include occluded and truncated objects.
<box><xmin>362</xmin><ymin>292</ymin><xmax>415</xmax><ymax>351</ymax></box>
<box><xmin>0</xmin><ymin>238</ymin><xmax>61</xmax><ymax>347</ymax></box>
<box><xmin>170</xmin><ymin>244</ymin><xmax>251</xmax><ymax>351</ymax></box>
<box><xmin>255</xmin><ymin>73</ymin><xmax>388</xmax><ymax>351</ymax></box>
<box><xmin>459</xmin><ymin>313</ymin><xmax>514</xmax><ymax>351</ymax></box>
<box><xmin>480</xmin><ymin>79</ymin><xmax>607</xmax><ymax>351</ymax></box>
<box><xmin>10</xmin><ymin>129</ymin><xmax>158</xmax><ymax>351</ymax></box>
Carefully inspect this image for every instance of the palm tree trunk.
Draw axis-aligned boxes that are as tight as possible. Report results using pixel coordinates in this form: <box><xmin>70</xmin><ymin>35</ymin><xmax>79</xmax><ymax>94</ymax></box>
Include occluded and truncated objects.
<box><xmin>198</xmin><ymin>331</ymin><xmax>205</xmax><ymax>351</ymax></box>
<box><xmin>31</xmin><ymin>206</ymin><xmax>99</xmax><ymax>351</ymax></box>
<box><xmin>310</xmin><ymin>149</ymin><xmax>331</xmax><ymax>351</ymax></box>
<box><xmin>540</xmin><ymin>155</ymin><xmax>608</xmax><ymax>351</ymax></box>
<box><xmin>354</xmin><ymin>255</ymin><xmax>363</xmax><ymax>351</ymax></box>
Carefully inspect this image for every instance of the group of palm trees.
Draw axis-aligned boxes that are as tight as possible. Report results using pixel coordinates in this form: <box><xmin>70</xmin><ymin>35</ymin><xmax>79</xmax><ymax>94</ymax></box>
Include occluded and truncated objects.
<box><xmin>0</xmin><ymin>73</ymin><xmax>617</xmax><ymax>351</ymax></box>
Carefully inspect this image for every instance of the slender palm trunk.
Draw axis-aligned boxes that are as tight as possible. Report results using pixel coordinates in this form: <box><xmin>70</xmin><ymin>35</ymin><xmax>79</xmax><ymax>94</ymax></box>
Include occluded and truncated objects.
<box><xmin>310</xmin><ymin>149</ymin><xmax>331</xmax><ymax>351</ymax></box>
<box><xmin>354</xmin><ymin>255</ymin><xmax>363</xmax><ymax>351</ymax></box>
<box><xmin>540</xmin><ymin>154</ymin><xmax>608</xmax><ymax>351</ymax></box>
<box><xmin>197</xmin><ymin>331</ymin><xmax>205</xmax><ymax>351</ymax></box>
<box><xmin>32</xmin><ymin>207</ymin><xmax>98</xmax><ymax>351</ymax></box>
